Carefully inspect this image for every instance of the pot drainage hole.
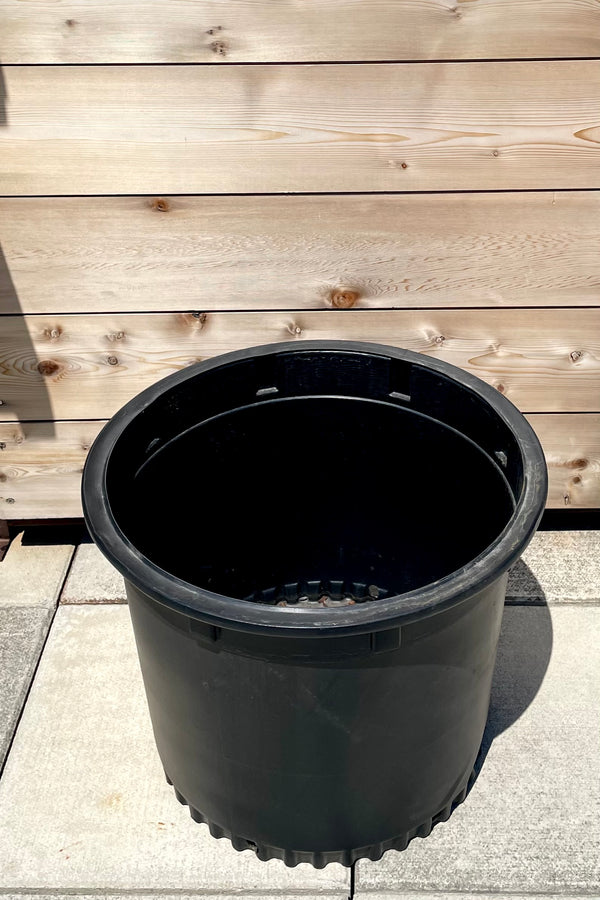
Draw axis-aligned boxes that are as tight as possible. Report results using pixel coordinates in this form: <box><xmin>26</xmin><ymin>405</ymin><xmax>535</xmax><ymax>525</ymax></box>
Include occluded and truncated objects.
<box><xmin>244</xmin><ymin>580</ymin><xmax>390</xmax><ymax>608</ymax></box>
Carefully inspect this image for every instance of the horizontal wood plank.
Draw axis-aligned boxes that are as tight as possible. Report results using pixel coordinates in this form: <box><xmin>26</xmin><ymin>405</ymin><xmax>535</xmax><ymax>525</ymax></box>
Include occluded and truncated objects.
<box><xmin>2</xmin><ymin>62</ymin><xmax>600</xmax><ymax>195</ymax></box>
<box><xmin>0</xmin><ymin>420</ymin><xmax>103</xmax><ymax>519</ymax></box>
<box><xmin>0</xmin><ymin>309</ymin><xmax>598</xmax><ymax>420</ymax></box>
<box><xmin>531</xmin><ymin>415</ymin><xmax>600</xmax><ymax>510</ymax></box>
<box><xmin>1</xmin><ymin>0</ymin><xmax>599</xmax><ymax>63</ymax></box>
<box><xmin>1</xmin><ymin>415</ymin><xmax>597</xmax><ymax>518</ymax></box>
<box><xmin>2</xmin><ymin>192</ymin><xmax>600</xmax><ymax>314</ymax></box>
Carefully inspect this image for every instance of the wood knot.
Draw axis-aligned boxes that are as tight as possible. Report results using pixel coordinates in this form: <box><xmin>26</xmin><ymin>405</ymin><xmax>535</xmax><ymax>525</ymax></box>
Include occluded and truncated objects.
<box><xmin>569</xmin><ymin>349</ymin><xmax>583</xmax><ymax>362</ymax></box>
<box><xmin>330</xmin><ymin>288</ymin><xmax>359</xmax><ymax>309</ymax></box>
<box><xmin>0</xmin><ymin>443</ymin><xmax>5</xmax><ymax>451</ymax></box>
<box><xmin>571</xmin><ymin>457</ymin><xmax>589</xmax><ymax>469</ymax></box>
<box><xmin>44</xmin><ymin>326</ymin><xmax>62</xmax><ymax>341</ymax></box>
<box><xmin>107</xmin><ymin>331</ymin><xmax>125</xmax><ymax>342</ymax></box>
<box><xmin>286</xmin><ymin>322</ymin><xmax>303</xmax><ymax>337</ymax></box>
<box><xmin>150</xmin><ymin>197</ymin><xmax>170</xmax><ymax>213</ymax></box>
<box><xmin>37</xmin><ymin>359</ymin><xmax>60</xmax><ymax>377</ymax></box>
<box><xmin>206</xmin><ymin>26</ymin><xmax>223</xmax><ymax>35</ymax></box>
<box><xmin>495</xmin><ymin>382</ymin><xmax>506</xmax><ymax>394</ymax></box>
<box><xmin>434</xmin><ymin>335</ymin><xmax>445</xmax><ymax>345</ymax></box>
<box><xmin>107</xmin><ymin>355</ymin><xmax>119</xmax><ymax>366</ymax></box>
<box><xmin>210</xmin><ymin>40</ymin><xmax>228</xmax><ymax>56</ymax></box>
<box><xmin>571</xmin><ymin>475</ymin><xmax>582</xmax><ymax>485</ymax></box>
<box><xmin>65</xmin><ymin>18</ymin><xmax>76</xmax><ymax>27</ymax></box>
<box><xmin>492</xmin><ymin>150</ymin><xmax>499</xmax><ymax>157</ymax></box>
<box><xmin>4</xmin><ymin>496</ymin><xmax>15</xmax><ymax>504</ymax></box>
<box><xmin>401</xmin><ymin>162</ymin><xmax>408</xmax><ymax>169</ymax></box>
<box><xmin>178</xmin><ymin>312</ymin><xmax>208</xmax><ymax>330</ymax></box>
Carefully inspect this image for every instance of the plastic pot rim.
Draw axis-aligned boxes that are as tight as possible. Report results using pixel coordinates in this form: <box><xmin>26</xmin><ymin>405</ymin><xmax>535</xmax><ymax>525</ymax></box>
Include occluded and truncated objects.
<box><xmin>82</xmin><ymin>340</ymin><xmax>548</xmax><ymax>637</ymax></box>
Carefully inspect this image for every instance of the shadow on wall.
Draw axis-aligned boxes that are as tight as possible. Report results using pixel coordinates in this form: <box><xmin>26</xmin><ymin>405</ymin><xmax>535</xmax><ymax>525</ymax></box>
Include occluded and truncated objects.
<box><xmin>0</xmin><ymin>63</ymin><xmax>56</xmax><ymax>445</ymax></box>
<box><xmin>414</xmin><ymin>561</ymin><xmax>553</xmax><ymax>848</ymax></box>
<box><xmin>470</xmin><ymin>560</ymin><xmax>553</xmax><ymax>787</ymax></box>
<box><xmin>0</xmin><ymin>63</ymin><xmax>6</xmax><ymax>125</ymax></box>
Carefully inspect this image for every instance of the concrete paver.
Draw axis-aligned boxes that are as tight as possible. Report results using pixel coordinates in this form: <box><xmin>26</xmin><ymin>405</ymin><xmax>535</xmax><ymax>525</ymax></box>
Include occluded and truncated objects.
<box><xmin>61</xmin><ymin>542</ymin><xmax>126</xmax><ymax>604</ymax></box>
<box><xmin>59</xmin><ymin>530</ymin><xmax>598</xmax><ymax>607</ymax></box>
<box><xmin>355</xmin><ymin>606</ymin><xmax>600</xmax><ymax>895</ymax></box>
<box><xmin>0</xmin><ymin>607</ymin><xmax>52</xmax><ymax>768</ymax></box>
<box><xmin>507</xmin><ymin>530</ymin><xmax>600</xmax><ymax>603</ymax></box>
<box><xmin>0</xmin><ymin>530</ymin><xmax>72</xmax><ymax>768</ymax></box>
<box><xmin>0</xmin><ymin>531</ymin><xmax>73</xmax><ymax>608</ymax></box>
<box><xmin>353</xmin><ymin>895</ymin><xmax>587</xmax><ymax>900</ymax></box>
<box><xmin>0</xmin><ymin>605</ymin><xmax>349</xmax><ymax>897</ymax></box>
<box><xmin>1</xmin><ymin>896</ymin><xmax>329</xmax><ymax>900</ymax></box>
<box><xmin>1</xmin><ymin>530</ymin><xmax>598</xmax><ymax>899</ymax></box>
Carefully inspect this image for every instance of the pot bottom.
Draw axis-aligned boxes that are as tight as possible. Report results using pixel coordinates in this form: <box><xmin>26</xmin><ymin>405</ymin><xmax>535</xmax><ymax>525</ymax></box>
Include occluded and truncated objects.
<box><xmin>165</xmin><ymin>760</ymin><xmax>478</xmax><ymax>868</ymax></box>
<box><xmin>243</xmin><ymin>578</ymin><xmax>392</xmax><ymax>608</ymax></box>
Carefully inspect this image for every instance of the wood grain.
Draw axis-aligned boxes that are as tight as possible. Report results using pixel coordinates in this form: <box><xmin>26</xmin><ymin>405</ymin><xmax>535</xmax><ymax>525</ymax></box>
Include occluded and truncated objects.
<box><xmin>0</xmin><ymin>309</ymin><xmax>598</xmax><ymax>421</ymax></box>
<box><xmin>1</xmin><ymin>0</ymin><xmax>600</xmax><ymax>63</ymax></box>
<box><xmin>531</xmin><ymin>414</ymin><xmax>600</xmax><ymax>509</ymax></box>
<box><xmin>2</xmin><ymin>62</ymin><xmax>600</xmax><ymax>195</ymax></box>
<box><xmin>0</xmin><ymin>420</ymin><xmax>103</xmax><ymax>519</ymax></box>
<box><xmin>2</xmin><ymin>192</ymin><xmax>600</xmax><ymax>314</ymax></box>
<box><xmin>1</xmin><ymin>415</ymin><xmax>597</xmax><ymax>518</ymax></box>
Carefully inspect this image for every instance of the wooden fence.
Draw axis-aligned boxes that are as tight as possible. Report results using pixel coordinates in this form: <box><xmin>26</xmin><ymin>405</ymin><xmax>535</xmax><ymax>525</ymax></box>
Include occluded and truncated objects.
<box><xmin>1</xmin><ymin>1</ymin><xmax>599</xmax><ymax>518</ymax></box>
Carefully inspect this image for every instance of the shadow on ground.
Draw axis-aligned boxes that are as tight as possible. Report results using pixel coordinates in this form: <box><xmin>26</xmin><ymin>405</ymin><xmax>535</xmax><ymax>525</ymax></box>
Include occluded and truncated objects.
<box><xmin>378</xmin><ymin>561</ymin><xmax>553</xmax><ymax>865</ymax></box>
<box><xmin>470</xmin><ymin>559</ymin><xmax>553</xmax><ymax>787</ymax></box>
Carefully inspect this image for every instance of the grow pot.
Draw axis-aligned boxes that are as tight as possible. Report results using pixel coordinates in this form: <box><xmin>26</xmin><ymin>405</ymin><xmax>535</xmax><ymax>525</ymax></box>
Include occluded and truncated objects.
<box><xmin>82</xmin><ymin>340</ymin><xmax>547</xmax><ymax>867</ymax></box>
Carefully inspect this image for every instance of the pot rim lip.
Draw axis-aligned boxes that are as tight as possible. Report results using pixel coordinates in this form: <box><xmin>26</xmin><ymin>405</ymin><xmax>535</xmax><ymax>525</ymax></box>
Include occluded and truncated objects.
<box><xmin>82</xmin><ymin>340</ymin><xmax>548</xmax><ymax>637</ymax></box>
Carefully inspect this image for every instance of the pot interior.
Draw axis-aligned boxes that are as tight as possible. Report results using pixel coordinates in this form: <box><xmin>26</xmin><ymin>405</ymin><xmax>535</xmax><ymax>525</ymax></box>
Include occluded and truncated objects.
<box><xmin>110</xmin><ymin>395</ymin><xmax>515</xmax><ymax>604</ymax></box>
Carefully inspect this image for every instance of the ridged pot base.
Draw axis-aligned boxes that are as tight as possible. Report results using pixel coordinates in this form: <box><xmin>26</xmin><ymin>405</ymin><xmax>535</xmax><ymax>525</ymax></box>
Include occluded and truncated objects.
<box><xmin>165</xmin><ymin>764</ymin><xmax>477</xmax><ymax>868</ymax></box>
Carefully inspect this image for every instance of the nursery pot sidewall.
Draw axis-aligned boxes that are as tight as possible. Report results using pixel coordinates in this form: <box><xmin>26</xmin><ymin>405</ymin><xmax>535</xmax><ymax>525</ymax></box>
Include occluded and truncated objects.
<box><xmin>82</xmin><ymin>340</ymin><xmax>548</xmax><ymax>865</ymax></box>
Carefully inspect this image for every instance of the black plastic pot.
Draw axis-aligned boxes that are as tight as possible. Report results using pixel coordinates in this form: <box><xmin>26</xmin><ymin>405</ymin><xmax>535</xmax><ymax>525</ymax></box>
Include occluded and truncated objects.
<box><xmin>82</xmin><ymin>341</ymin><xmax>547</xmax><ymax>867</ymax></box>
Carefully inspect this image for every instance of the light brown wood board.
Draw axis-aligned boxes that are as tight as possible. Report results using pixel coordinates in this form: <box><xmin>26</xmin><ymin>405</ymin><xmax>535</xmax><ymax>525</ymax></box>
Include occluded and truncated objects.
<box><xmin>0</xmin><ymin>309</ymin><xmax>598</xmax><ymax>421</ymax></box>
<box><xmin>2</xmin><ymin>62</ymin><xmax>600</xmax><ymax>195</ymax></box>
<box><xmin>0</xmin><ymin>415</ymin><xmax>597</xmax><ymax>518</ymax></box>
<box><xmin>2</xmin><ymin>192</ymin><xmax>600</xmax><ymax>314</ymax></box>
<box><xmin>2</xmin><ymin>0</ymin><xmax>600</xmax><ymax>63</ymax></box>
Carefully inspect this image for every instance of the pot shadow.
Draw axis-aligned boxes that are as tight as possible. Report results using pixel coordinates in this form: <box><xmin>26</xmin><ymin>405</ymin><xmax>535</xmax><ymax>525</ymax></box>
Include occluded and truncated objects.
<box><xmin>469</xmin><ymin>559</ymin><xmax>553</xmax><ymax>790</ymax></box>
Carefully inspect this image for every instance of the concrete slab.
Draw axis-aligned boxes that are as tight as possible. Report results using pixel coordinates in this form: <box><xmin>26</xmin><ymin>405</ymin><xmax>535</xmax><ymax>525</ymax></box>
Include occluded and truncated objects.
<box><xmin>1</xmin><ymin>896</ymin><xmax>332</xmax><ymax>900</ymax></box>
<box><xmin>60</xmin><ymin>542</ymin><xmax>126</xmax><ymax>604</ymax></box>
<box><xmin>59</xmin><ymin>530</ymin><xmax>600</xmax><ymax>607</ymax></box>
<box><xmin>0</xmin><ymin>532</ymin><xmax>73</xmax><ymax>608</ymax></box>
<box><xmin>0</xmin><ymin>605</ymin><xmax>349</xmax><ymax>897</ymax></box>
<box><xmin>1</xmin><ymin>897</ymin><xmax>584</xmax><ymax>900</ymax></box>
<box><xmin>354</xmin><ymin>895</ymin><xmax>586</xmax><ymax>900</ymax></box>
<box><xmin>355</xmin><ymin>606</ymin><xmax>600</xmax><ymax>896</ymax></box>
<box><xmin>1</xmin><ymin>890</ymin><xmax>336</xmax><ymax>900</ymax></box>
<box><xmin>507</xmin><ymin>530</ymin><xmax>600</xmax><ymax>603</ymax></box>
<box><xmin>0</xmin><ymin>607</ymin><xmax>52</xmax><ymax>768</ymax></box>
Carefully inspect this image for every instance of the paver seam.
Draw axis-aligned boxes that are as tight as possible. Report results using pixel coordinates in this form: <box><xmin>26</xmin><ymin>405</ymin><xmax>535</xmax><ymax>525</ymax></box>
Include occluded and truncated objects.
<box><xmin>0</xmin><ymin>547</ymin><xmax>77</xmax><ymax>780</ymax></box>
